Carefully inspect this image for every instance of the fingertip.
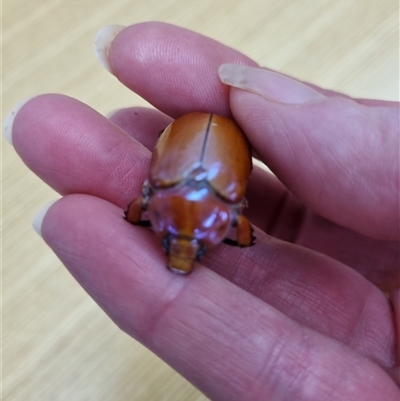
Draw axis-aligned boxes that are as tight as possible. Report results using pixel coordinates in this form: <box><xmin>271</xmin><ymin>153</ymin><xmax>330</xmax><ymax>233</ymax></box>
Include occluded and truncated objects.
<box><xmin>33</xmin><ymin>199</ymin><xmax>59</xmax><ymax>237</ymax></box>
<box><xmin>219</xmin><ymin>64</ymin><xmax>325</xmax><ymax>104</ymax></box>
<box><xmin>3</xmin><ymin>98</ymin><xmax>33</xmax><ymax>146</ymax></box>
<box><xmin>94</xmin><ymin>25</ymin><xmax>126</xmax><ymax>73</ymax></box>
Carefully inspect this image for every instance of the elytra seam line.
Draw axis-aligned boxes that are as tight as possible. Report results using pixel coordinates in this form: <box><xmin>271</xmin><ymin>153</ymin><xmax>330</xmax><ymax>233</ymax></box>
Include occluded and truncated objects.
<box><xmin>199</xmin><ymin>114</ymin><xmax>213</xmax><ymax>163</ymax></box>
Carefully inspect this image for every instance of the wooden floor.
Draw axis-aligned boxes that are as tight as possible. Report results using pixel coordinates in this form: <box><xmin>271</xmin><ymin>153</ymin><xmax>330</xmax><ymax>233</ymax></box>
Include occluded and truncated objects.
<box><xmin>2</xmin><ymin>1</ymin><xmax>398</xmax><ymax>400</ymax></box>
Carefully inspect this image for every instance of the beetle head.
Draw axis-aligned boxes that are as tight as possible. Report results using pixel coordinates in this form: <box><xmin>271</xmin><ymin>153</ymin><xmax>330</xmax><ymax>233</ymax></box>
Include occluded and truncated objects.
<box><xmin>163</xmin><ymin>235</ymin><xmax>204</xmax><ymax>274</ymax></box>
<box><xmin>148</xmin><ymin>184</ymin><xmax>232</xmax><ymax>274</ymax></box>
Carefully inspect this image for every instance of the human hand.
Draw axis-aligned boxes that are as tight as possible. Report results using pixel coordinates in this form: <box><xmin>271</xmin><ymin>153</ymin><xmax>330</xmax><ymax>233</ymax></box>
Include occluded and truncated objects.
<box><xmin>6</xmin><ymin>22</ymin><xmax>399</xmax><ymax>400</ymax></box>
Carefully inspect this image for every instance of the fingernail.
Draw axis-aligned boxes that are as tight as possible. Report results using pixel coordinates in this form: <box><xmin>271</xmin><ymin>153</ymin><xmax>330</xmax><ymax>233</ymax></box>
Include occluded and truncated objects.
<box><xmin>219</xmin><ymin>64</ymin><xmax>325</xmax><ymax>104</ymax></box>
<box><xmin>94</xmin><ymin>25</ymin><xmax>126</xmax><ymax>72</ymax></box>
<box><xmin>33</xmin><ymin>200</ymin><xmax>58</xmax><ymax>237</ymax></box>
<box><xmin>3</xmin><ymin>98</ymin><xmax>32</xmax><ymax>145</ymax></box>
<box><xmin>105</xmin><ymin>109</ymin><xmax>121</xmax><ymax>119</ymax></box>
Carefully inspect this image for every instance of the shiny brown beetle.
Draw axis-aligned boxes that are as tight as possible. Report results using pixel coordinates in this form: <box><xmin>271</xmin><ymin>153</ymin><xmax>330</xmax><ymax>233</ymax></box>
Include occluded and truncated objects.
<box><xmin>125</xmin><ymin>112</ymin><xmax>254</xmax><ymax>274</ymax></box>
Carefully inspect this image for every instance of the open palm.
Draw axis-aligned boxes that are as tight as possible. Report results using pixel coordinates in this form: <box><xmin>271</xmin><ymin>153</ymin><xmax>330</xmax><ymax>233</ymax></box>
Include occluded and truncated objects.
<box><xmin>10</xmin><ymin>23</ymin><xmax>399</xmax><ymax>400</ymax></box>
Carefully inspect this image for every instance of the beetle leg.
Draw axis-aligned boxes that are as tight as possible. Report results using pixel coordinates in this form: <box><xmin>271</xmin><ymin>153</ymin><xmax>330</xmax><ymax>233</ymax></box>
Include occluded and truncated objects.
<box><xmin>124</xmin><ymin>182</ymin><xmax>152</xmax><ymax>225</ymax></box>
<box><xmin>235</xmin><ymin>215</ymin><xmax>255</xmax><ymax>247</ymax></box>
<box><xmin>223</xmin><ymin>215</ymin><xmax>255</xmax><ymax>247</ymax></box>
<box><xmin>224</xmin><ymin>199</ymin><xmax>254</xmax><ymax>247</ymax></box>
<box><xmin>124</xmin><ymin>197</ymin><xmax>144</xmax><ymax>224</ymax></box>
<box><xmin>223</xmin><ymin>237</ymin><xmax>240</xmax><ymax>246</ymax></box>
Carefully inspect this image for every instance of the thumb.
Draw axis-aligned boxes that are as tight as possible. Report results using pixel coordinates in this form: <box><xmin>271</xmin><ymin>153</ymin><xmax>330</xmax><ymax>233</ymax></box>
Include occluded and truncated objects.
<box><xmin>219</xmin><ymin>64</ymin><xmax>399</xmax><ymax>241</ymax></box>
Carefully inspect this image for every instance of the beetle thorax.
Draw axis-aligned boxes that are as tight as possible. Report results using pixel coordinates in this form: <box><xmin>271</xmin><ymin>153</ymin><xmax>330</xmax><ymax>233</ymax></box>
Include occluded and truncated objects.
<box><xmin>147</xmin><ymin>181</ymin><xmax>232</xmax><ymax>249</ymax></box>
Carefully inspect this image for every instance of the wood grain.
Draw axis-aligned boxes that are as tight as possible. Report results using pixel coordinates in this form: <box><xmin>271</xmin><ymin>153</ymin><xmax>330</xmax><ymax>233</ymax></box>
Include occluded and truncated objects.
<box><xmin>3</xmin><ymin>1</ymin><xmax>398</xmax><ymax>400</ymax></box>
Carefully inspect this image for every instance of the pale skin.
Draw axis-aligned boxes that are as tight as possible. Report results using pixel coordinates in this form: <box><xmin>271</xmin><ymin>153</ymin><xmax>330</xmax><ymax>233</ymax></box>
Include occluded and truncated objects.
<box><xmin>10</xmin><ymin>22</ymin><xmax>399</xmax><ymax>400</ymax></box>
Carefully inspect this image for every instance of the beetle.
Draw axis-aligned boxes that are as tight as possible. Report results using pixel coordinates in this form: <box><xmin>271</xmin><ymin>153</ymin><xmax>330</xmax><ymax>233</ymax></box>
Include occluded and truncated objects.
<box><xmin>124</xmin><ymin>112</ymin><xmax>254</xmax><ymax>274</ymax></box>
